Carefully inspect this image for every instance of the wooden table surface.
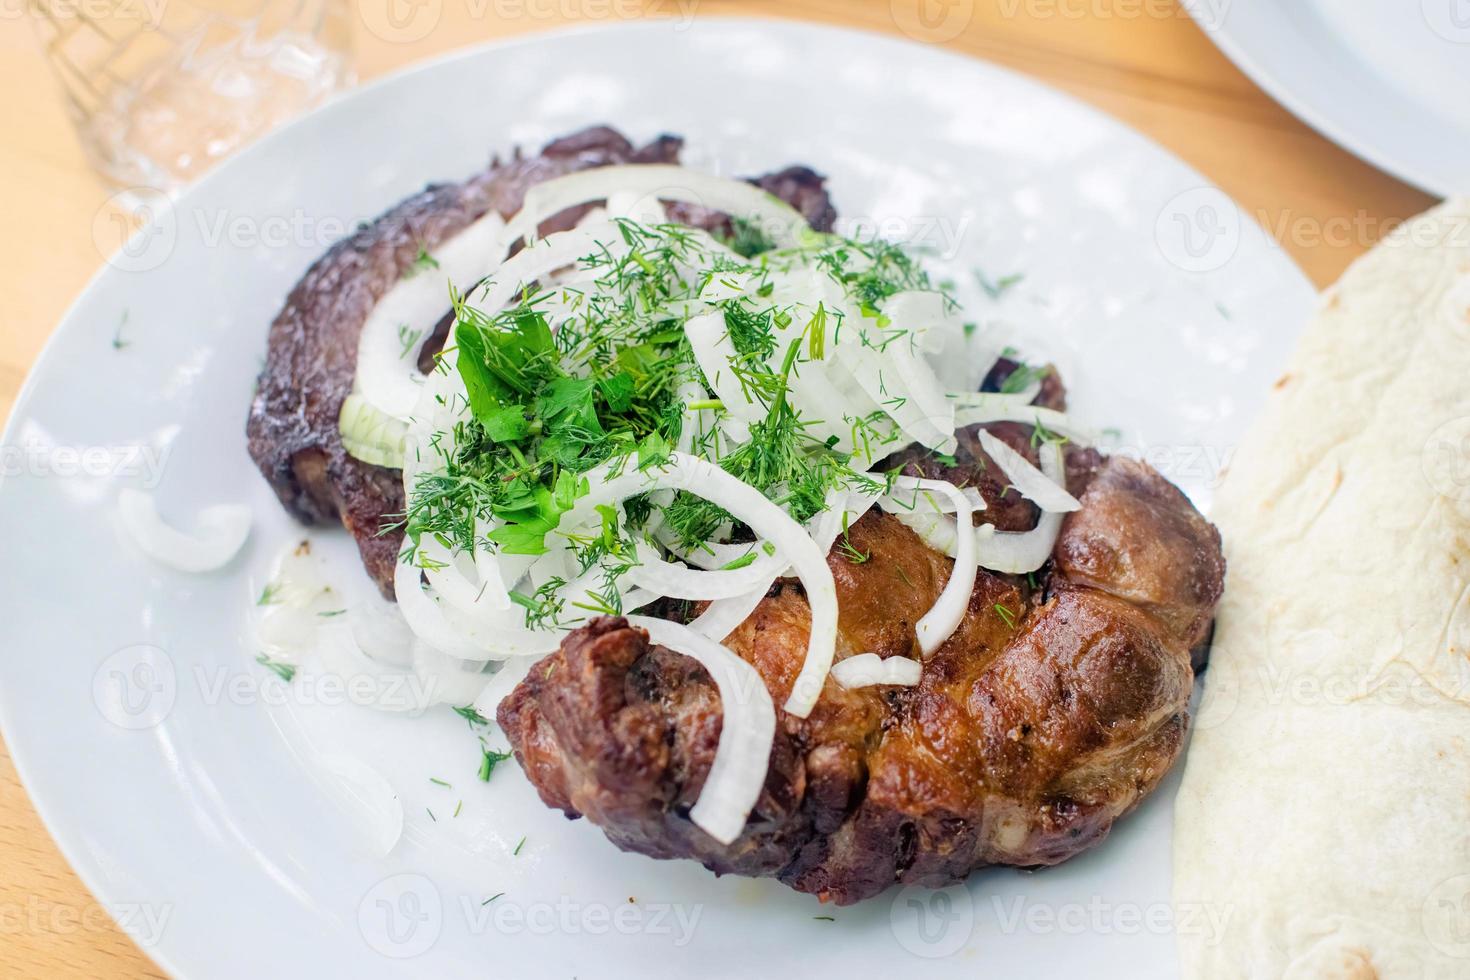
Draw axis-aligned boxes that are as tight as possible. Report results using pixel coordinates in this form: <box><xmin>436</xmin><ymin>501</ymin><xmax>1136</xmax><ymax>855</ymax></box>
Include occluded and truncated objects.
<box><xmin>0</xmin><ymin>1</ymin><xmax>1437</xmax><ymax>975</ymax></box>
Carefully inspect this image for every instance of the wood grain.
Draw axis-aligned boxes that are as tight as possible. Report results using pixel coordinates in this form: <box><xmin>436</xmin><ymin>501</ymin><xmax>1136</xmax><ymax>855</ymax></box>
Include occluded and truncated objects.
<box><xmin>0</xmin><ymin>1</ymin><xmax>1438</xmax><ymax>975</ymax></box>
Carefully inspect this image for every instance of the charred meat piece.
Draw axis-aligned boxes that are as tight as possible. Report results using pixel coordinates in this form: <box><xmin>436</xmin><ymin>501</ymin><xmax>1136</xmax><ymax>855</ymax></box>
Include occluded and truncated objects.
<box><xmin>499</xmin><ymin>448</ymin><xmax>1224</xmax><ymax>904</ymax></box>
<box><xmin>246</xmin><ymin>126</ymin><xmax>838</xmax><ymax>597</ymax></box>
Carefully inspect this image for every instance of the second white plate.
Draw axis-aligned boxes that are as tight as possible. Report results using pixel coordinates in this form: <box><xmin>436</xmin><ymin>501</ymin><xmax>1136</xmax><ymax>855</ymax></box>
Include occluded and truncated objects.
<box><xmin>1193</xmin><ymin>0</ymin><xmax>1470</xmax><ymax>195</ymax></box>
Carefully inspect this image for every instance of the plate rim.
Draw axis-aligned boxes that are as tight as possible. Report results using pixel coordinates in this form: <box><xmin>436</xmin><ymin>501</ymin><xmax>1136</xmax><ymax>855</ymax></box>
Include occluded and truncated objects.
<box><xmin>1189</xmin><ymin>4</ymin><xmax>1463</xmax><ymax>197</ymax></box>
<box><xmin>0</xmin><ymin>16</ymin><xmax>1315</xmax><ymax>977</ymax></box>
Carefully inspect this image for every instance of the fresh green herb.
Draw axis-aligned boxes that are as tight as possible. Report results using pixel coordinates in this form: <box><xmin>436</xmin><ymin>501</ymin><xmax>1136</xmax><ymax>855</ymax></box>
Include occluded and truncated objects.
<box><xmin>453</xmin><ymin>799</ymin><xmax>463</xmax><ymax>818</ymax></box>
<box><xmin>999</xmin><ymin>363</ymin><xmax>1050</xmax><ymax>395</ymax></box>
<box><xmin>404</xmin><ymin>245</ymin><xmax>440</xmax><ymax>278</ymax></box>
<box><xmin>429</xmin><ymin>777</ymin><xmax>451</xmax><ymax>788</ymax></box>
<box><xmin>720</xmin><ymin>216</ymin><xmax>776</xmax><ymax>258</ymax></box>
<box><xmin>317</xmin><ymin>609</ymin><xmax>347</xmax><ymax>618</ymax></box>
<box><xmin>426</xmin><ymin>807</ymin><xmax>437</xmax><ymax>822</ymax></box>
<box><xmin>257</xmin><ymin>582</ymin><xmax>283</xmax><ymax>606</ymax></box>
<box><xmin>454</xmin><ymin>705</ymin><xmax>490</xmax><ymax>727</ymax></box>
<box><xmin>255</xmin><ymin>654</ymin><xmax>296</xmax><ymax>682</ymax></box>
<box><xmin>479</xmin><ymin>745</ymin><xmax>513</xmax><ymax>782</ymax></box>
<box><xmin>482</xmin><ymin>893</ymin><xmax>505</xmax><ymax>906</ymax></box>
<box><xmin>112</xmin><ymin>310</ymin><xmax>130</xmax><ymax>350</ymax></box>
<box><xmin>806</xmin><ymin>303</ymin><xmax>829</xmax><ymax>361</ymax></box>
<box><xmin>813</xmin><ymin>915</ymin><xmax>835</xmax><ymax>922</ymax></box>
<box><xmin>398</xmin><ymin>323</ymin><xmax>423</xmax><ymax>359</ymax></box>
<box><xmin>895</xmin><ymin>566</ymin><xmax>915</xmax><ymax>588</ymax></box>
<box><xmin>1029</xmin><ymin>415</ymin><xmax>1068</xmax><ymax>449</ymax></box>
<box><xmin>836</xmin><ymin>514</ymin><xmax>869</xmax><ymax>564</ymax></box>
<box><xmin>994</xmin><ymin>602</ymin><xmax>1017</xmax><ymax>629</ymax></box>
<box><xmin>719</xmin><ymin>551</ymin><xmax>759</xmax><ymax>571</ymax></box>
<box><xmin>513</xmin><ymin>836</ymin><xmax>526</xmax><ymax>856</ymax></box>
<box><xmin>398</xmin><ymin>221</ymin><xmax>934</xmax><ymax>634</ymax></box>
<box><xmin>974</xmin><ymin>269</ymin><xmax>1025</xmax><ymax>301</ymax></box>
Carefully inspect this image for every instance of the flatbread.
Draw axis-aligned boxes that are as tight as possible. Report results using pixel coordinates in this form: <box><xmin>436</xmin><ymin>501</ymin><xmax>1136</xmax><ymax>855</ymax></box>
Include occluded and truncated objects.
<box><xmin>1173</xmin><ymin>199</ymin><xmax>1470</xmax><ymax>978</ymax></box>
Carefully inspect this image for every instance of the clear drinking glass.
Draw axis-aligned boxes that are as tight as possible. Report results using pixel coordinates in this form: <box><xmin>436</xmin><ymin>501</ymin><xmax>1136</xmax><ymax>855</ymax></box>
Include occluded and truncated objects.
<box><xmin>30</xmin><ymin>0</ymin><xmax>355</xmax><ymax>194</ymax></box>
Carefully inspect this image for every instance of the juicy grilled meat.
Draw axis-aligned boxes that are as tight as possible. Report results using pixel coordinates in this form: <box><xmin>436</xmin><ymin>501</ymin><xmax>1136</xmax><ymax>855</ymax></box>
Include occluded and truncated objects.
<box><xmin>246</xmin><ymin>126</ymin><xmax>838</xmax><ymax>597</ymax></box>
<box><xmin>499</xmin><ymin>447</ymin><xmax>1223</xmax><ymax>904</ymax></box>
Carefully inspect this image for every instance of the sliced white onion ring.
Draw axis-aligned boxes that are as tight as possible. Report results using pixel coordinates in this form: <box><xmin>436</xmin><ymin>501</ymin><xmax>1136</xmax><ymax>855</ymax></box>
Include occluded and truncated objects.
<box><xmin>315</xmin><ymin>755</ymin><xmax>403</xmax><ymax>857</ymax></box>
<box><xmin>117</xmin><ymin>488</ymin><xmax>251</xmax><ymax>573</ymax></box>
<box><xmin>394</xmin><ymin>561</ymin><xmax>559</xmax><ymax>661</ymax></box>
<box><xmin>830</xmin><ymin>653</ymin><xmax>922</xmax><ymax>689</ymax></box>
<box><xmin>628</xmin><ymin>615</ymin><xmax>775</xmax><ymax>846</ymax></box>
<box><xmin>504</xmin><ymin>165</ymin><xmax>809</xmax><ymax>250</ymax></box>
<box><xmin>684</xmin><ymin>310</ymin><xmax>761</xmax><ymax>428</ymax></box>
<box><xmin>689</xmin><ymin>585</ymin><xmax>773</xmax><ymax>643</ymax></box>
<box><xmin>559</xmin><ymin>453</ymin><xmax>837</xmax><ymax>718</ymax></box>
<box><xmin>889</xmin><ymin>477</ymin><xmax>977</xmax><ymax>655</ymax></box>
<box><xmin>471</xmin><ymin>655</ymin><xmax>540</xmax><ymax>725</ymax></box>
<box><xmin>977</xmin><ymin>429</ymin><xmax>1081</xmax><ymax>513</ymax></box>
<box><xmin>356</xmin><ymin>209</ymin><xmax>508</xmax><ymax>420</ymax></box>
<box><xmin>954</xmin><ymin>404</ymin><xmax>1096</xmax><ymax>446</ymax></box>
<box><xmin>975</xmin><ymin>440</ymin><xmax>1069</xmax><ymax>574</ymax></box>
<box><xmin>626</xmin><ymin>539</ymin><xmax>785</xmax><ymax>600</ymax></box>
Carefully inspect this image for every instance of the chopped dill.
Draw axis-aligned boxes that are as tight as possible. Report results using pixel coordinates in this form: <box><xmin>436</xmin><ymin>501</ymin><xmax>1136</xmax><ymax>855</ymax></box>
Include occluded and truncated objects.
<box><xmin>454</xmin><ymin>705</ymin><xmax>489</xmax><ymax>727</ymax></box>
<box><xmin>999</xmin><ymin>362</ymin><xmax>1050</xmax><ymax>395</ymax></box>
<box><xmin>837</xmin><ymin>514</ymin><xmax>869</xmax><ymax>564</ymax></box>
<box><xmin>974</xmin><ymin>269</ymin><xmax>1025</xmax><ymax>300</ymax></box>
<box><xmin>255</xmin><ymin>654</ymin><xmax>295</xmax><ymax>682</ymax></box>
<box><xmin>112</xmin><ymin>310</ymin><xmax>130</xmax><ymax>350</ymax></box>
<box><xmin>396</xmin><ymin>220</ymin><xmax>956</xmax><ymax>633</ymax></box>
<box><xmin>397</xmin><ymin>323</ymin><xmax>424</xmax><ymax>359</ymax></box>
<box><xmin>404</xmin><ymin>245</ymin><xmax>440</xmax><ymax>278</ymax></box>
<box><xmin>994</xmin><ymin>602</ymin><xmax>1017</xmax><ymax>629</ymax></box>
<box><xmin>479</xmin><ymin>744</ymin><xmax>513</xmax><ymax>782</ymax></box>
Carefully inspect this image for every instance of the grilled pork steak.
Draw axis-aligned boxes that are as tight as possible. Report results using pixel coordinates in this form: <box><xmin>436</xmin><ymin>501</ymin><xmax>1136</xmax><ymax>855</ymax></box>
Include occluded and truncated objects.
<box><xmin>246</xmin><ymin>126</ymin><xmax>838</xmax><ymax>597</ymax></box>
<box><xmin>499</xmin><ymin>445</ymin><xmax>1224</xmax><ymax>905</ymax></box>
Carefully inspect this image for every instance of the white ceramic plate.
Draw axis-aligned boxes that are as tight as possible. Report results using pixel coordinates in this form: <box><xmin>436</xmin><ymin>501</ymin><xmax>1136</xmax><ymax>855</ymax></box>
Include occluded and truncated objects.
<box><xmin>0</xmin><ymin>19</ymin><xmax>1314</xmax><ymax>978</ymax></box>
<box><xmin>1190</xmin><ymin>0</ymin><xmax>1470</xmax><ymax>195</ymax></box>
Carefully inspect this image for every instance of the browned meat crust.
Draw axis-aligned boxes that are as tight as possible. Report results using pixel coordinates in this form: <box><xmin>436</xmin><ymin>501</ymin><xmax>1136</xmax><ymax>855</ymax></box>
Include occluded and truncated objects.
<box><xmin>246</xmin><ymin>126</ymin><xmax>839</xmax><ymax>597</ymax></box>
<box><xmin>499</xmin><ymin>447</ymin><xmax>1224</xmax><ymax>905</ymax></box>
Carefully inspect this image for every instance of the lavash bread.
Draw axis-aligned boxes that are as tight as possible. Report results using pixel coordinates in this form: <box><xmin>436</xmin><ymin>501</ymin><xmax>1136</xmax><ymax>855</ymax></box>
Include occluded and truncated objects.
<box><xmin>1173</xmin><ymin>199</ymin><xmax>1470</xmax><ymax>977</ymax></box>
